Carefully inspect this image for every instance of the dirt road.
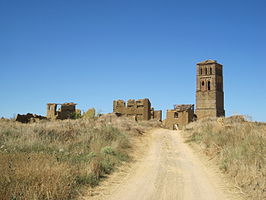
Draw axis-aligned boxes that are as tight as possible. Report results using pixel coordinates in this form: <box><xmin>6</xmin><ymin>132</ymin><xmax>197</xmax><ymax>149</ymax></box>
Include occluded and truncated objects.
<box><xmin>85</xmin><ymin>129</ymin><xmax>242</xmax><ymax>200</ymax></box>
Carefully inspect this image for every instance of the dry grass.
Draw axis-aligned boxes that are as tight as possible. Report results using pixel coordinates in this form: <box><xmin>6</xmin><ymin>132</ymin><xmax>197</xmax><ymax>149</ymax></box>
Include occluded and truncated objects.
<box><xmin>184</xmin><ymin>116</ymin><xmax>266</xmax><ymax>200</ymax></box>
<box><xmin>0</xmin><ymin>115</ymin><xmax>160</xmax><ymax>200</ymax></box>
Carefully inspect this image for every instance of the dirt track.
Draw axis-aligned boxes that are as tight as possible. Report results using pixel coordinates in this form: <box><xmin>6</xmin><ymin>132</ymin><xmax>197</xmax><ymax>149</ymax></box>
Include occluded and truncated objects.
<box><xmin>85</xmin><ymin>129</ymin><xmax>242</xmax><ymax>200</ymax></box>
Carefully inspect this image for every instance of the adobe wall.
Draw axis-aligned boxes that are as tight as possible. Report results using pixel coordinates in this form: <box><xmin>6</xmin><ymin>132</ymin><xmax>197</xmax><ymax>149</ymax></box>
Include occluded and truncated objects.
<box><xmin>16</xmin><ymin>113</ymin><xmax>46</xmax><ymax>123</ymax></box>
<box><xmin>113</xmin><ymin>100</ymin><xmax>126</xmax><ymax>114</ymax></box>
<box><xmin>59</xmin><ymin>103</ymin><xmax>76</xmax><ymax>119</ymax></box>
<box><xmin>47</xmin><ymin>103</ymin><xmax>58</xmax><ymax>119</ymax></box>
<box><xmin>153</xmin><ymin>110</ymin><xmax>162</xmax><ymax>121</ymax></box>
<box><xmin>46</xmin><ymin>103</ymin><xmax>77</xmax><ymax>120</ymax></box>
<box><xmin>113</xmin><ymin>98</ymin><xmax>161</xmax><ymax>121</ymax></box>
<box><xmin>164</xmin><ymin>105</ymin><xmax>194</xmax><ymax>130</ymax></box>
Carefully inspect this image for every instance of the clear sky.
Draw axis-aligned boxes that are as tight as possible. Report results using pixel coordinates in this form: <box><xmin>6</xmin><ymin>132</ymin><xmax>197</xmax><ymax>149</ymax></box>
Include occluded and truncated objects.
<box><xmin>0</xmin><ymin>0</ymin><xmax>265</xmax><ymax>121</ymax></box>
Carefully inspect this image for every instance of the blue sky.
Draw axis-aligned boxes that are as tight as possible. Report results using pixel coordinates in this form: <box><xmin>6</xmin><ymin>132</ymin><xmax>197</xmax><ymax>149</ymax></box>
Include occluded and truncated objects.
<box><xmin>0</xmin><ymin>0</ymin><xmax>265</xmax><ymax>121</ymax></box>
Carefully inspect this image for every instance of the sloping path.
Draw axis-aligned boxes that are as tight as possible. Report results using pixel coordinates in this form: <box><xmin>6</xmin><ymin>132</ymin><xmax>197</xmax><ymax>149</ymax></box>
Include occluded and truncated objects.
<box><xmin>84</xmin><ymin>129</ymin><xmax>242</xmax><ymax>200</ymax></box>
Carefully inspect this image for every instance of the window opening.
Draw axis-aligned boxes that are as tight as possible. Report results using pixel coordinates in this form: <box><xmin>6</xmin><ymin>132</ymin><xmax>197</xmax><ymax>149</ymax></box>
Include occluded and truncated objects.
<box><xmin>208</xmin><ymin>81</ymin><xmax>211</xmax><ymax>90</ymax></box>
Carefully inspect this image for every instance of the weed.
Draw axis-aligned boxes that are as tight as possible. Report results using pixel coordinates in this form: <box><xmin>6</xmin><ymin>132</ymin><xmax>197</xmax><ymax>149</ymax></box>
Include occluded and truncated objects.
<box><xmin>0</xmin><ymin>116</ymin><xmax>156</xmax><ymax>200</ymax></box>
<box><xmin>184</xmin><ymin>116</ymin><xmax>266</xmax><ymax>199</ymax></box>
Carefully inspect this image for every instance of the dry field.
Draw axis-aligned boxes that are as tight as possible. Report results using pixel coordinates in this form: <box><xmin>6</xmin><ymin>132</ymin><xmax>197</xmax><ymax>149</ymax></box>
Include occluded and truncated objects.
<box><xmin>184</xmin><ymin>116</ymin><xmax>266</xmax><ymax>200</ymax></box>
<box><xmin>0</xmin><ymin>115</ymin><xmax>160</xmax><ymax>200</ymax></box>
<box><xmin>1</xmin><ymin>114</ymin><xmax>265</xmax><ymax>200</ymax></box>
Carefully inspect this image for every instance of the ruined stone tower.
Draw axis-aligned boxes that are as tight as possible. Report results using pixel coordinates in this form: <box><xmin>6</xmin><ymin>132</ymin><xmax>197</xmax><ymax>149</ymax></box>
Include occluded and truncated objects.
<box><xmin>196</xmin><ymin>60</ymin><xmax>225</xmax><ymax>119</ymax></box>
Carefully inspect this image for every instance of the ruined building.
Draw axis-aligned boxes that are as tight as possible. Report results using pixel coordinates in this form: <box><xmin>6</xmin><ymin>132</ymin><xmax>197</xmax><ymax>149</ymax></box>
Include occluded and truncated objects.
<box><xmin>196</xmin><ymin>60</ymin><xmax>225</xmax><ymax>119</ymax></box>
<box><xmin>150</xmin><ymin>107</ymin><xmax>163</xmax><ymax>121</ymax></box>
<box><xmin>16</xmin><ymin>113</ymin><xmax>46</xmax><ymax>123</ymax></box>
<box><xmin>113</xmin><ymin>98</ymin><xmax>162</xmax><ymax>121</ymax></box>
<box><xmin>164</xmin><ymin>104</ymin><xmax>195</xmax><ymax>130</ymax></box>
<box><xmin>16</xmin><ymin>102</ymin><xmax>79</xmax><ymax>123</ymax></box>
<box><xmin>47</xmin><ymin>102</ymin><xmax>77</xmax><ymax>120</ymax></box>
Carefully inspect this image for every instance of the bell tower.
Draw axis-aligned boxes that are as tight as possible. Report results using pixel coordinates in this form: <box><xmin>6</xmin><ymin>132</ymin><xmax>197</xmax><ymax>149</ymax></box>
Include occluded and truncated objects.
<box><xmin>196</xmin><ymin>60</ymin><xmax>225</xmax><ymax>119</ymax></box>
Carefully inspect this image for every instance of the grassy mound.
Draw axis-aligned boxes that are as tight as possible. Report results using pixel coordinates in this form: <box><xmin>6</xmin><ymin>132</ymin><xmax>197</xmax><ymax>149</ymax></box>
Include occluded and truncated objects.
<box><xmin>184</xmin><ymin>116</ymin><xmax>266</xmax><ymax>200</ymax></box>
<box><xmin>0</xmin><ymin>116</ymin><xmax>160</xmax><ymax>200</ymax></box>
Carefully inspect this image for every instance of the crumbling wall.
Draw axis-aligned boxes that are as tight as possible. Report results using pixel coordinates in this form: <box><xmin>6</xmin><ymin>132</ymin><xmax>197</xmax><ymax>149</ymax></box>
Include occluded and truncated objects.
<box><xmin>83</xmin><ymin>108</ymin><xmax>96</xmax><ymax>119</ymax></box>
<box><xmin>153</xmin><ymin>110</ymin><xmax>162</xmax><ymax>121</ymax></box>
<box><xmin>46</xmin><ymin>103</ymin><xmax>77</xmax><ymax>120</ymax></box>
<box><xmin>113</xmin><ymin>98</ymin><xmax>158</xmax><ymax>121</ymax></box>
<box><xmin>113</xmin><ymin>100</ymin><xmax>126</xmax><ymax>117</ymax></box>
<box><xmin>47</xmin><ymin>103</ymin><xmax>58</xmax><ymax>119</ymax></box>
<box><xmin>164</xmin><ymin>104</ymin><xmax>194</xmax><ymax>130</ymax></box>
<box><xmin>16</xmin><ymin>113</ymin><xmax>46</xmax><ymax>123</ymax></box>
<box><xmin>59</xmin><ymin>103</ymin><xmax>76</xmax><ymax>119</ymax></box>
